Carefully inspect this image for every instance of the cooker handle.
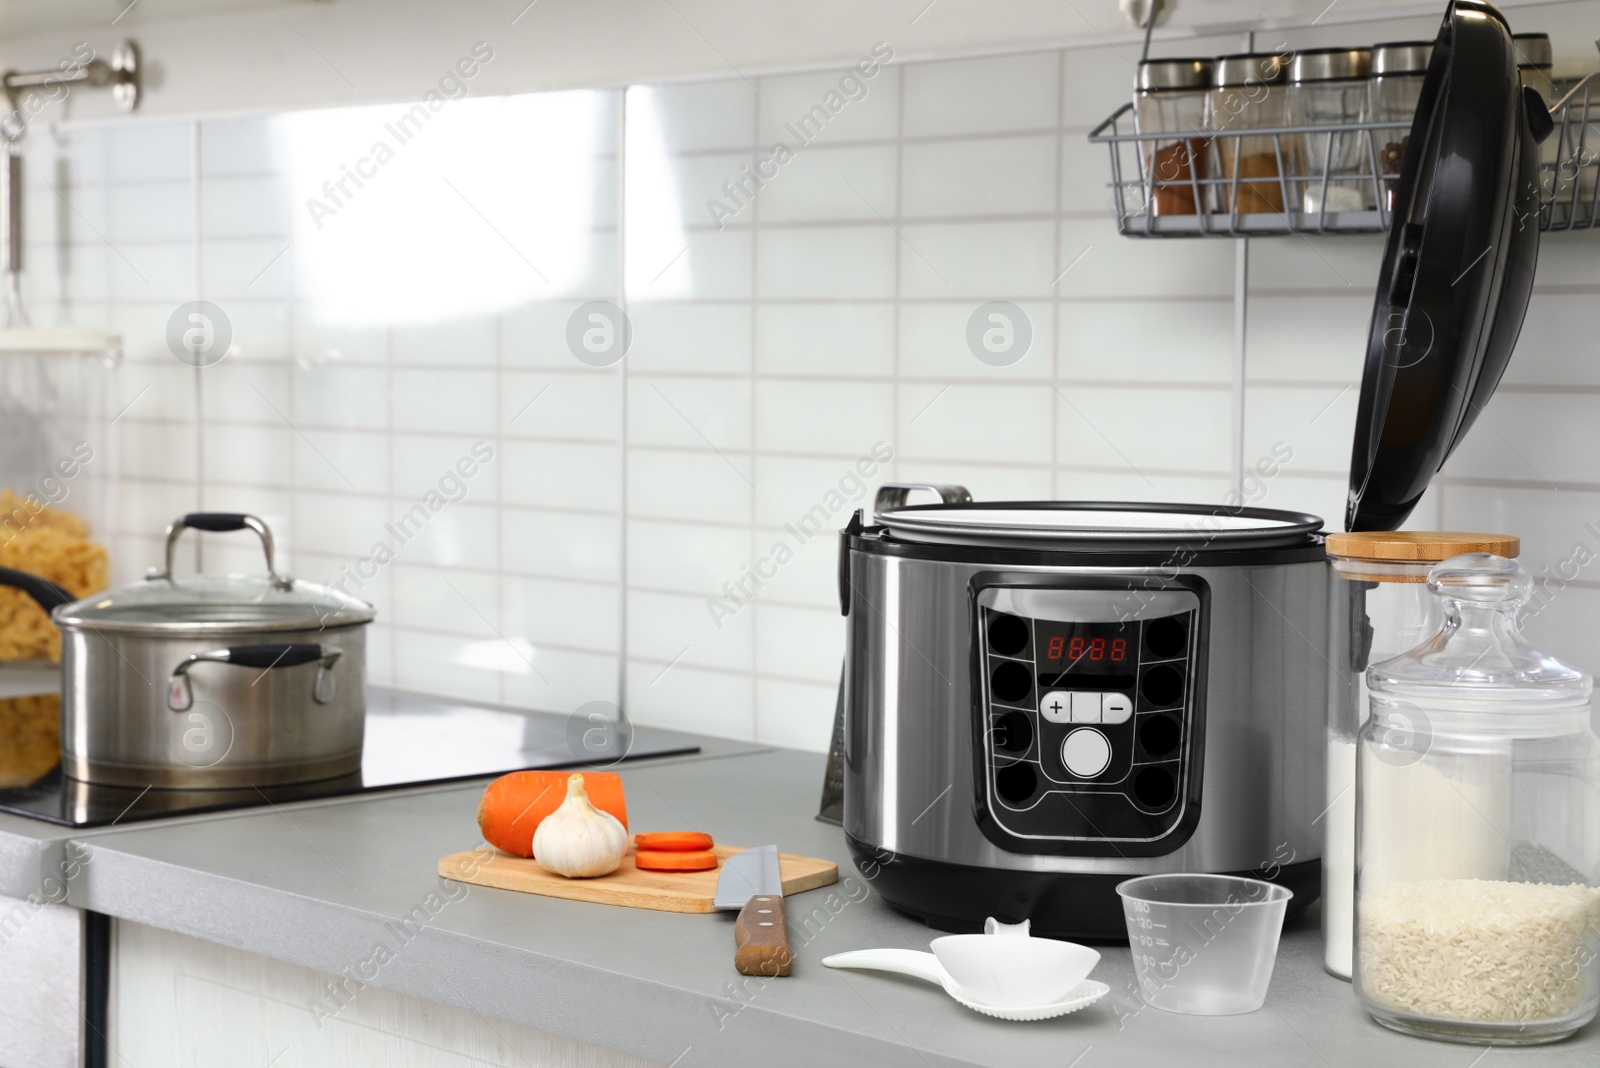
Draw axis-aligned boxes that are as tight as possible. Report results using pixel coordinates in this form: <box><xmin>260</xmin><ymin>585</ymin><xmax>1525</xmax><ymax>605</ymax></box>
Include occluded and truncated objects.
<box><xmin>148</xmin><ymin>513</ymin><xmax>293</xmax><ymax>590</ymax></box>
<box><xmin>872</xmin><ymin>483</ymin><xmax>972</xmax><ymax>519</ymax></box>
<box><xmin>0</xmin><ymin>566</ymin><xmax>77</xmax><ymax>613</ymax></box>
<box><xmin>167</xmin><ymin>643</ymin><xmax>342</xmax><ymax>712</ymax></box>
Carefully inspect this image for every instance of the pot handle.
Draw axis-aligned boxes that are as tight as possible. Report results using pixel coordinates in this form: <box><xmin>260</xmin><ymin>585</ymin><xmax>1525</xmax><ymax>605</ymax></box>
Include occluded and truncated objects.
<box><xmin>872</xmin><ymin>483</ymin><xmax>973</xmax><ymax>519</ymax></box>
<box><xmin>148</xmin><ymin>513</ymin><xmax>293</xmax><ymax>590</ymax></box>
<box><xmin>0</xmin><ymin>566</ymin><xmax>76</xmax><ymax>614</ymax></box>
<box><xmin>167</xmin><ymin>643</ymin><xmax>342</xmax><ymax>712</ymax></box>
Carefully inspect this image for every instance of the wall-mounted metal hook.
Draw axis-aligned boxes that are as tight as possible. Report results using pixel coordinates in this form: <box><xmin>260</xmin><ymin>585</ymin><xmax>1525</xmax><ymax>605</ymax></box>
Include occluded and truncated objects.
<box><xmin>2</xmin><ymin>39</ymin><xmax>141</xmax><ymax>115</ymax></box>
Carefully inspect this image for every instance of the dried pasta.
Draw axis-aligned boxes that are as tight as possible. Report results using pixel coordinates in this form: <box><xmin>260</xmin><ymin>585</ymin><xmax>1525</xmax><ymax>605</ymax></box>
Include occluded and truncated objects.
<box><xmin>0</xmin><ymin>491</ymin><xmax>109</xmax><ymax>662</ymax></box>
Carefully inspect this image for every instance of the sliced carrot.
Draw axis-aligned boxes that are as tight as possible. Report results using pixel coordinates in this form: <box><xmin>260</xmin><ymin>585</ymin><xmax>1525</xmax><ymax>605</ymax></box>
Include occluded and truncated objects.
<box><xmin>633</xmin><ymin>831</ymin><xmax>714</xmax><ymax>852</ymax></box>
<box><xmin>635</xmin><ymin>848</ymin><xmax>719</xmax><ymax>872</ymax></box>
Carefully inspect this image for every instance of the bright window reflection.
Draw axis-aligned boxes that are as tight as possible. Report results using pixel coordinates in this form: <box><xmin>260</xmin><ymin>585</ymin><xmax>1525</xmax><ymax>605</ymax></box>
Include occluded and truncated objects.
<box><xmin>623</xmin><ymin>86</ymin><xmax>689</xmax><ymax>299</ymax></box>
<box><xmin>275</xmin><ymin>91</ymin><xmax>603</xmax><ymax>328</ymax></box>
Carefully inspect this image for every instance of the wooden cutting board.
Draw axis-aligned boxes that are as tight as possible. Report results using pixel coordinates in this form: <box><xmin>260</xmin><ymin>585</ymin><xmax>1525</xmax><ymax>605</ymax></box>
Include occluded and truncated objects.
<box><xmin>437</xmin><ymin>844</ymin><xmax>838</xmax><ymax>914</ymax></box>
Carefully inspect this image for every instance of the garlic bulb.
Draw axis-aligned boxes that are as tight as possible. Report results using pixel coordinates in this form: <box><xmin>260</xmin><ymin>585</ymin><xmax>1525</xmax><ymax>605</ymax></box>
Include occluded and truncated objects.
<box><xmin>532</xmin><ymin>773</ymin><xmax>629</xmax><ymax>878</ymax></box>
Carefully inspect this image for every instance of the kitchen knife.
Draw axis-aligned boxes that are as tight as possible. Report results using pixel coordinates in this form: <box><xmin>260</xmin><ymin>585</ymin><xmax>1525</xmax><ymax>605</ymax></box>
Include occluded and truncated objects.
<box><xmin>713</xmin><ymin>844</ymin><xmax>791</xmax><ymax>977</ymax></box>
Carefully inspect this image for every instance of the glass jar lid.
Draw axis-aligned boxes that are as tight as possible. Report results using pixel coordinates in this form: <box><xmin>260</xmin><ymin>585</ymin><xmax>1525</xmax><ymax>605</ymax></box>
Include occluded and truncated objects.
<box><xmin>1288</xmin><ymin>47</ymin><xmax>1373</xmax><ymax>83</ymax></box>
<box><xmin>1371</xmin><ymin>41</ymin><xmax>1434</xmax><ymax>76</ymax></box>
<box><xmin>1137</xmin><ymin>59</ymin><xmax>1212</xmax><ymax>92</ymax></box>
<box><xmin>1512</xmin><ymin>32</ymin><xmax>1553</xmax><ymax>70</ymax></box>
<box><xmin>1368</xmin><ymin>554</ymin><xmax>1590</xmax><ymax>709</ymax></box>
<box><xmin>1213</xmin><ymin>53</ymin><xmax>1287</xmax><ymax>88</ymax></box>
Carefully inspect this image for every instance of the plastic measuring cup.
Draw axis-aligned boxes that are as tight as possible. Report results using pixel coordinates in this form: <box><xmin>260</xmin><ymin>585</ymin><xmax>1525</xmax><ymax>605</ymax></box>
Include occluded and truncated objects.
<box><xmin>1115</xmin><ymin>874</ymin><xmax>1292</xmax><ymax>1015</ymax></box>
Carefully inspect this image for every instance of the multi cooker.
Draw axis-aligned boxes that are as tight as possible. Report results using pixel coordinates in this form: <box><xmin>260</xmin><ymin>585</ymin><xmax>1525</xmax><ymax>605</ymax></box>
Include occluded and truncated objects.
<box><xmin>840</xmin><ymin>490</ymin><xmax>1332</xmax><ymax>938</ymax></box>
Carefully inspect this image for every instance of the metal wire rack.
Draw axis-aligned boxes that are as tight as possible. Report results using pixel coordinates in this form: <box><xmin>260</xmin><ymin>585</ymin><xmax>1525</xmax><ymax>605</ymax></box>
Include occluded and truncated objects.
<box><xmin>1087</xmin><ymin>73</ymin><xmax>1600</xmax><ymax>237</ymax></box>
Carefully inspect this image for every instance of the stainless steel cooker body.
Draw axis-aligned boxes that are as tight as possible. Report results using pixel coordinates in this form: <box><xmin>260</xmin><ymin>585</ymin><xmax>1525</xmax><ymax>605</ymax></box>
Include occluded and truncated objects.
<box><xmin>840</xmin><ymin>509</ymin><xmax>1333</xmax><ymax>938</ymax></box>
<box><xmin>57</xmin><ymin>621</ymin><xmax>367</xmax><ymax>789</ymax></box>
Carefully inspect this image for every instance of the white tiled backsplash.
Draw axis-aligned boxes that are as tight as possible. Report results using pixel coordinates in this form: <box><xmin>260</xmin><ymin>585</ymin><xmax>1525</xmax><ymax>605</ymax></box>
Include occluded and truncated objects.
<box><xmin>15</xmin><ymin>4</ymin><xmax>1600</xmax><ymax>751</ymax></box>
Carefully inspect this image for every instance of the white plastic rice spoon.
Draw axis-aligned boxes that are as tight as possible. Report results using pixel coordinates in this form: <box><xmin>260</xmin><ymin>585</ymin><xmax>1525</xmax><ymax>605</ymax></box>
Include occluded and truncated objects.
<box><xmin>823</xmin><ymin>927</ymin><xmax>1108</xmax><ymax>1022</ymax></box>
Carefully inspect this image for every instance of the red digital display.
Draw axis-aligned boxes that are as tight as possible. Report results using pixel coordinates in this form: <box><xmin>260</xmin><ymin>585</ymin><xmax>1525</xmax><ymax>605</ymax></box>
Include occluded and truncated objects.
<box><xmin>1037</xmin><ymin>623</ymin><xmax>1131</xmax><ymax>672</ymax></box>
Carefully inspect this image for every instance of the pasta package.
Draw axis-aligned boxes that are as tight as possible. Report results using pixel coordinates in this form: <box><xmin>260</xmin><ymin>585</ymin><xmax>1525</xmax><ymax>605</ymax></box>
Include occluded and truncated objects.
<box><xmin>0</xmin><ymin>490</ymin><xmax>109</xmax><ymax>663</ymax></box>
<box><xmin>0</xmin><ymin>694</ymin><xmax>60</xmax><ymax>787</ymax></box>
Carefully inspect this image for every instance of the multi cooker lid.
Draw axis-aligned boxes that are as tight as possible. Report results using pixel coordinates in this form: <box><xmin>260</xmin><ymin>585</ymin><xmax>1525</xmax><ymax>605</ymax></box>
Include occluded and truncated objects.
<box><xmin>1345</xmin><ymin>0</ymin><xmax>1550</xmax><ymax>533</ymax></box>
<box><xmin>874</xmin><ymin>501</ymin><xmax>1324</xmax><ymax>551</ymax></box>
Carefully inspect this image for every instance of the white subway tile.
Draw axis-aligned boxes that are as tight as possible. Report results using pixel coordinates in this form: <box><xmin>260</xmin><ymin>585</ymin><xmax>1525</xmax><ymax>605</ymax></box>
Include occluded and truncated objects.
<box><xmin>500</xmin><ymin>440</ymin><xmax>619</xmax><ymax>512</ymax></box>
<box><xmin>628</xmin><ymin>589</ymin><xmax>753</xmax><ymax>672</ymax></box>
<box><xmin>754</xmin><ymin>603</ymin><xmax>844</xmax><ymax>684</ymax></box>
<box><xmin>1501</xmin><ymin>293</ymin><xmax>1600</xmax><ymax>386</ymax></box>
<box><xmin>107</xmin><ymin>123</ymin><xmax>194</xmax><ymax>184</ymax></box>
<box><xmin>391</xmin><ymin>368</ymin><xmax>496</xmax><ymax>433</ymax></box>
<box><xmin>502</xmin><ymin>301</ymin><xmax>604</xmax><ymax>370</ymax></box>
<box><xmin>745</xmin><ymin>523</ymin><xmax>838</xmax><ymax>609</ymax></box>
<box><xmin>197</xmin><ymin>359</ymin><xmax>290</xmax><ymax>424</ymax></box>
<box><xmin>756</xmin><ymin>226</ymin><xmax>897</xmax><ymax>300</ymax></box>
<box><xmin>1442</xmin><ymin>392</ymin><xmax>1600</xmax><ymax>485</ymax></box>
<box><xmin>392</xmin><ymin>315</ymin><xmax>497</xmax><ymax>366</ymax></box>
<box><xmin>501</xmin><ymin>508</ymin><xmax>620</xmax><ymax>583</ymax></box>
<box><xmin>754</xmin><ymin>380</ymin><xmax>895</xmax><ymax>455</ymax></box>
<box><xmin>504</xmin><ymin>576</ymin><xmax>620</xmax><ymax>655</ymax></box>
<box><xmin>293</xmin><ymin>490</ymin><xmax>393</xmax><ymax>558</ymax></box>
<box><xmin>394</xmin><ymin>628</ymin><xmax>503</xmax><ymax>703</ymax></box>
<box><xmin>627</xmin><ymin>377</ymin><xmax>752</xmax><ymax>452</ymax></box>
<box><xmin>501</xmin><ymin>371</ymin><xmax>620</xmax><ymax>441</ymax></box>
<box><xmin>1054</xmin><ymin>385</ymin><xmax>1231</xmax><ymax>474</ymax></box>
<box><xmin>1243</xmin><ymin>383</ymin><xmax>1358</xmax><ymax>475</ymax></box>
<box><xmin>660</xmin><ymin>151</ymin><xmax>756</xmax><ymax>231</ymax></box>
<box><xmin>627</xmin><ymin>519</ymin><xmax>749</xmax><ymax>596</ymax></box>
<box><xmin>757</xmin><ymin>65</ymin><xmax>899</xmax><ymax>145</ymax></box>
<box><xmin>1056</xmin><ymin>219</ymin><xmax>1234</xmax><ymax>298</ymax></box>
<box><xmin>624</xmin><ymin>661</ymin><xmax>753</xmax><ymax>739</ymax></box>
<box><xmin>390</xmin><ymin>501</ymin><xmax>498</xmax><ymax>568</ymax></box>
<box><xmin>112</xmin><ymin>242</ymin><xmax>194</xmax><ymax>302</ymax></box>
<box><xmin>638</xmin><ymin>81</ymin><xmax>756</xmax><ymax>153</ymax></box>
<box><xmin>901</xmin><ymin>136</ymin><xmax>1057</xmax><ymax>218</ymax></box>
<box><xmin>900</xmin><ymin>382</ymin><xmax>1053</xmax><ymax>464</ymax></box>
<box><xmin>1245</xmin><ymin>296</ymin><xmax>1368</xmax><ymax>382</ymax></box>
<box><xmin>293</xmin><ymin>366</ymin><xmax>389</xmax><ymax>431</ymax></box>
<box><xmin>1246</xmin><ymin>234</ymin><xmax>1383</xmax><ymax>293</ymax></box>
<box><xmin>1052</xmin><ymin>470</ymin><xmax>1231</xmax><ymax>503</ymax></box>
<box><xmin>627</xmin><ymin>447</ymin><xmax>751</xmax><ymax>524</ymax></box>
<box><xmin>755</xmin><ymin>678</ymin><xmax>837</xmax><ymax>751</ymax></box>
<box><xmin>753</xmin><ymin>454</ymin><xmax>884</xmax><ymax>529</ymax></box>
<box><xmin>903</xmin><ymin>52</ymin><xmax>1059</xmax><ymax>138</ymax></box>
<box><xmin>503</xmin><ymin>647</ymin><xmax>619</xmax><ymax>714</ymax></box>
<box><xmin>755</xmin><ymin>302</ymin><xmax>893</xmax><ymax>377</ymax></box>
<box><xmin>898</xmin><ymin>220</ymin><xmax>1056</xmax><ymax>299</ymax></box>
<box><xmin>390</xmin><ymin>434</ymin><xmax>497</xmax><ymax>499</ymax></box>
<box><xmin>199</xmin><ymin>238</ymin><xmax>289</xmax><ymax>299</ymax></box>
<box><xmin>628</xmin><ymin>303</ymin><xmax>752</xmax><ymax>374</ymax></box>
<box><xmin>293</xmin><ymin>306</ymin><xmax>390</xmax><ymax>366</ymax></box>
<box><xmin>755</xmin><ymin>145</ymin><xmax>898</xmax><ymax>224</ymax></box>
<box><xmin>291</xmin><ymin>429</ymin><xmax>389</xmax><ymax>494</ymax></box>
<box><xmin>201</xmin><ymin>117</ymin><xmax>284</xmax><ymax>177</ymax></box>
<box><xmin>200</xmin><ymin>176</ymin><xmax>292</xmax><ymax>238</ymax></box>
<box><xmin>629</xmin><ymin>228</ymin><xmax>752</xmax><ymax>302</ymax></box>
<box><xmin>900</xmin><ymin>301</ymin><xmax>1052</xmax><ymax>380</ymax></box>
<box><xmin>392</xmin><ymin>564</ymin><xmax>500</xmax><ymax>634</ymax></box>
<box><xmin>109</xmin><ymin>183</ymin><xmax>193</xmax><ymax>243</ymax></box>
<box><xmin>200</xmin><ymin>423</ymin><xmax>291</xmax><ymax>487</ymax></box>
<box><xmin>899</xmin><ymin>461</ymin><xmax>1053</xmax><ymax>502</ymax></box>
<box><xmin>1059</xmin><ymin>298</ymin><xmax>1232</xmax><ymax>383</ymax></box>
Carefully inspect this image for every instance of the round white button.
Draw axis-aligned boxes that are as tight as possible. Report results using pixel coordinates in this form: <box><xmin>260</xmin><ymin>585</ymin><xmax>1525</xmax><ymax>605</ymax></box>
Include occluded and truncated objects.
<box><xmin>1061</xmin><ymin>728</ymin><xmax>1112</xmax><ymax>778</ymax></box>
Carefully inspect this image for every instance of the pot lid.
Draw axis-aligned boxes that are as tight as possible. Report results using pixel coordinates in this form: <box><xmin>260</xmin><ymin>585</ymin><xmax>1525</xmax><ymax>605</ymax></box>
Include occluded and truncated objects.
<box><xmin>1346</xmin><ymin>0</ymin><xmax>1551</xmax><ymax>533</ymax></box>
<box><xmin>52</xmin><ymin>512</ymin><xmax>374</xmax><ymax>634</ymax></box>
<box><xmin>874</xmin><ymin>501</ymin><xmax>1323</xmax><ymax>551</ymax></box>
<box><xmin>54</xmin><ymin>573</ymin><xmax>375</xmax><ymax>635</ymax></box>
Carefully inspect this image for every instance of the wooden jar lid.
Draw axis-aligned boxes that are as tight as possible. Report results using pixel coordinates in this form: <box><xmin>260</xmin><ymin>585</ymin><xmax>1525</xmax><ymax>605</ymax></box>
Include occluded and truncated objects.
<box><xmin>1325</xmin><ymin>530</ymin><xmax>1520</xmax><ymax>562</ymax></box>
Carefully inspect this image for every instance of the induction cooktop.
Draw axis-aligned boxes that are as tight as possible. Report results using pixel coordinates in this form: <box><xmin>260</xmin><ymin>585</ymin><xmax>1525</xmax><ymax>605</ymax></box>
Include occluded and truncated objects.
<box><xmin>0</xmin><ymin>687</ymin><xmax>700</xmax><ymax>827</ymax></box>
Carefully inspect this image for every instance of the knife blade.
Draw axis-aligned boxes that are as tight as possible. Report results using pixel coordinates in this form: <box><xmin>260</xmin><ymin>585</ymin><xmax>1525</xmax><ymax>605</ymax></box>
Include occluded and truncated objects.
<box><xmin>713</xmin><ymin>844</ymin><xmax>791</xmax><ymax>977</ymax></box>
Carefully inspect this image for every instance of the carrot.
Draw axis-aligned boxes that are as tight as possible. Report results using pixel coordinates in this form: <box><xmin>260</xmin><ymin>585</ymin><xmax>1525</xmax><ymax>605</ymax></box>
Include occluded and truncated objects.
<box><xmin>635</xmin><ymin>848</ymin><xmax>719</xmax><ymax>872</ymax></box>
<box><xmin>477</xmin><ymin>771</ymin><xmax>628</xmax><ymax>858</ymax></box>
<box><xmin>633</xmin><ymin>831</ymin><xmax>714</xmax><ymax>852</ymax></box>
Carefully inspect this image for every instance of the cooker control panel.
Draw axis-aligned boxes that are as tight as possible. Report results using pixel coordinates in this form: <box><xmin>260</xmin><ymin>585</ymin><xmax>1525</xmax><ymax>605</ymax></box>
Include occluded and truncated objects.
<box><xmin>973</xmin><ymin>582</ymin><xmax>1204</xmax><ymax>854</ymax></box>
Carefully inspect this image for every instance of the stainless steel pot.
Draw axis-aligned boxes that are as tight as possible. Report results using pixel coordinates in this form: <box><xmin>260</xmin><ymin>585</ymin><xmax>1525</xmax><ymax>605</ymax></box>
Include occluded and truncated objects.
<box><xmin>0</xmin><ymin>513</ymin><xmax>374</xmax><ymax>789</ymax></box>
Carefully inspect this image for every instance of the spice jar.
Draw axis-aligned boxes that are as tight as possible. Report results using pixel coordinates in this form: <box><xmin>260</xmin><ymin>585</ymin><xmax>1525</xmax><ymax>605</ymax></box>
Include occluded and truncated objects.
<box><xmin>1356</xmin><ymin>554</ymin><xmax>1600</xmax><ymax>1044</ymax></box>
<box><xmin>1323</xmin><ymin>531</ymin><xmax>1519</xmax><ymax>981</ymax></box>
<box><xmin>1368</xmin><ymin>42</ymin><xmax>1432</xmax><ymax>212</ymax></box>
<box><xmin>1288</xmin><ymin>48</ymin><xmax>1374</xmax><ymax>213</ymax></box>
<box><xmin>1514</xmin><ymin>32</ymin><xmax>1555</xmax><ymax>106</ymax></box>
<box><xmin>1135</xmin><ymin>59</ymin><xmax>1213</xmax><ymax>217</ymax></box>
<box><xmin>1209</xmin><ymin>52</ymin><xmax>1290</xmax><ymax>214</ymax></box>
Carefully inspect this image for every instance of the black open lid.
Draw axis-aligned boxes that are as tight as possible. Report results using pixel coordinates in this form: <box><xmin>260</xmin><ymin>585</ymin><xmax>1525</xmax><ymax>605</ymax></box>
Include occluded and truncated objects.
<box><xmin>1346</xmin><ymin>0</ymin><xmax>1553</xmax><ymax>532</ymax></box>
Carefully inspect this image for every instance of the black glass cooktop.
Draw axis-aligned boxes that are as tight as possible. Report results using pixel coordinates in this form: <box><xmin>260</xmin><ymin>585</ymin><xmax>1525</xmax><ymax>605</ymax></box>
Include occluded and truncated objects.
<box><xmin>0</xmin><ymin>688</ymin><xmax>700</xmax><ymax>827</ymax></box>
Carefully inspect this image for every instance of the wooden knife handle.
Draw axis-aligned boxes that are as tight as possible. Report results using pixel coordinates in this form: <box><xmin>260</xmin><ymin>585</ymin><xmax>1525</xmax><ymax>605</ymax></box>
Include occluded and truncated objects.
<box><xmin>734</xmin><ymin>895</ymin><xmax>792</xmax><ymax>977</ymax></box>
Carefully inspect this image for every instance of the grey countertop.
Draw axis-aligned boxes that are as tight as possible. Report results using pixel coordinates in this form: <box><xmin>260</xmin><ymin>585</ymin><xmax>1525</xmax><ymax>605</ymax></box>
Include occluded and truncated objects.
<box><xmin>1</xmin><ymin>741</ymin><xmax>1582</xmax><ymax>1067</ymax></box>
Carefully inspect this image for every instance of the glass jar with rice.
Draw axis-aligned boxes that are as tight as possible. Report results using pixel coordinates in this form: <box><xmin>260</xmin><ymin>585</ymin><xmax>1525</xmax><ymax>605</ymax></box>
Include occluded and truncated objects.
<box><xmin>1356</xmin><ymin>554</ymin><xmax>1600</xmax><ymax>1044</ymax></box>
